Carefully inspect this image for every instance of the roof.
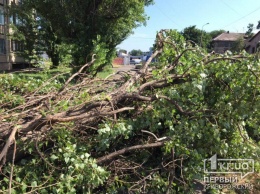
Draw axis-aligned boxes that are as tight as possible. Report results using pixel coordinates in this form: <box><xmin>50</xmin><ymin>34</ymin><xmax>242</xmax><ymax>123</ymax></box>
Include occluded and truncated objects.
<box><xmin>247</xmin><ymin>31</ymin><xmax>260</xmax><ymax>42</ymax></box>
<box><xmin>213</xmin><ymin>32</ymin><xmax>245</xmax><ymax>41</ymax></box>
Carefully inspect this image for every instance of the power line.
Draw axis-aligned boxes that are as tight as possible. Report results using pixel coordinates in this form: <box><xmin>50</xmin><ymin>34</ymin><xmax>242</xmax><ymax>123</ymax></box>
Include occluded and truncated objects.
<box><xmin>220</xmin><ymin>0</ymin><xmax>250</xmax><ymax>24</ymax></box>
<box><xmin>165</xmin><ymin>0</ymin><xmax>180</xmax><ymax>16</ymax></box>
<box><xmin>220</xmin><ymin>0</ymin><xmax>242</xmax><ymax>17</ymax></box>
<box><xmin>154</xmin><ymin>4</ymin><xmax>182</xmax><ymax>28</ymax></box>
<box><xmin>222</xmin><ymin>5</ymin><xmax>260</xmax><ymax>28</ymax></box>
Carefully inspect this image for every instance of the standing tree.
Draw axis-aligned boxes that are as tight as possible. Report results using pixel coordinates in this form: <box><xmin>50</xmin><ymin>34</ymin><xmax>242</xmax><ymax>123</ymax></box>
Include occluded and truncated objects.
<box><xmin>118</xmin><ymin>49</ymin><xmax>127</xmax><ymax>54</ymax></box>
<box><xmin>8</xmin><ymin>2</ymin><xmax>42</xmax><ymax>64</ymax></box>
<box><xmin>246</xmin><ymin>23</ymin><xmax>254</xmax><ymax>37</ymax></box>
<box><xmin>231</xmin><ymin>37</ymin><xmax>245</xmax><ymax>53</ymax></box>
<box><xmin>181</xmin><ymin>25</ymin><xmax>211</xmax><ymax>49</ymax></box>
<box><xmin>36</xmin><ymin>17</ymin><xmax>62</xmax><ymax>68</ymax></box>
<box><xmin>12</xmin><ymin>0</ymin><xmax>154</xmax><ymax>71</ymax></box>
<box><xmin>208</xmin><ymin>29</ymin><xmax>225</xmax><ymax>39</ymax></box>
<box><xmin>8</xmin><ymin>2</ymin><xmax>67</xmax><ymax>68</ymax></box>
<box><xmin>129</xmin><ymin>49</ymin><xmax>143</xmax><ymax>56</ymax></box>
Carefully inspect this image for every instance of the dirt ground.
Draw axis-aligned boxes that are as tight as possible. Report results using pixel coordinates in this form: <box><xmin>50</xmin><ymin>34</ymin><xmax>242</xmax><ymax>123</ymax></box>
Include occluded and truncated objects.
<box><xmin>113</xmin><ymin>64</ymin><xmax>136</xmax><ymax>72</ymax></box>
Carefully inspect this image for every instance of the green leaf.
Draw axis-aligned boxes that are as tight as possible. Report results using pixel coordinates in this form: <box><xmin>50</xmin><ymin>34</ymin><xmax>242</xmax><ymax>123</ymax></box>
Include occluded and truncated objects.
<box><xmin>64</xmin><ymin>157</ymin><xmax>70</xmax><ymax>164</ymax></box>
<box><xmin>50</xmin><ymin>154</ymin><xmax>58</xmax><ymax>161</ymax></box>
<box><xmin>31</xmin><ymin>181</ymin><xmax>37</xmax><ymax>187</ymax></box>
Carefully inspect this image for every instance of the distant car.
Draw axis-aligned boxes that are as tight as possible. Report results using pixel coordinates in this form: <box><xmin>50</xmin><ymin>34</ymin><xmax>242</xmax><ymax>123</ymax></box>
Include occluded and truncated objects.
<box><xmin>130</xmin><ymin>59</ymin><xmax>141</xmax><ymax>65</ymax></box>
<box><xmin>130</xmin><ymin>60</ymin><xmax>137</xmax><ymax>65</ymax></box>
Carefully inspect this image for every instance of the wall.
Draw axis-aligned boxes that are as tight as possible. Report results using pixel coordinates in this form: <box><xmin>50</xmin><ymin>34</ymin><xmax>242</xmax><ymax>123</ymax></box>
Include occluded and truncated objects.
<box><xmin>113</xmin><ymin>57</ymin><xmax>124</xmax><ymax>65</ymax></box>
<box><xmin>0</xmin><ymin>0</ymin><xmax>26</xmax><ymax>71</ymax></box>
<box><xmin>213</xmin><ymin>41</ymin><xmax>234</xmax><ymax>53</ymax></box>
<box><xmin>246</xmin><ymin>32</ymin><xmax>260</xmax><ymax>53</ymax></box>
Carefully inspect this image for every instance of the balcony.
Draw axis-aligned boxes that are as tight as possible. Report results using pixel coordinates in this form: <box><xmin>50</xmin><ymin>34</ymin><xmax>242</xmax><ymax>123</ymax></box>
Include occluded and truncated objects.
<box><xmin>0</xmin><ymin>25</ymin><xmax>4</xmax><ymax>34</ymax></box>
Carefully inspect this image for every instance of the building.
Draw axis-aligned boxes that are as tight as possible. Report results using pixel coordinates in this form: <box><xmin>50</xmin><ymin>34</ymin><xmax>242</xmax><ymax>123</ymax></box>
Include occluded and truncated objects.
<box><xmin>245</xmin><ymin>31</ymin><xmax>260</xmax><ymax>54</ymax></box>
<box><xmin>0</xmin><ymin>0</ymin><xmax>26</xmax><ymax>71</ymax></box>
<box><xmin>212</xmin><ymin>32</ymin><xmax>246</xmax><ymax>53</ymax></box>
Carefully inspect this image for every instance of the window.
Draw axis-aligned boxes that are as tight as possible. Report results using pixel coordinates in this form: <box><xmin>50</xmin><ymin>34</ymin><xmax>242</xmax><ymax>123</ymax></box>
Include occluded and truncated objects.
<box><xmin>0</xmin><ymin>7</ymin><xmax>4</xmax><ymax>25</ymax></box>
<box><xmin>216</xmin><ymin>41</ymin><xmax>232</xmax><ymax>48</ymax></box>
<box><xmin>224</xmin><ymin>42</ymin><xmax>230</xmax><ymax>47</ymax></box>
<box><xmin>11</xmin><ymin>40</ymin><xmax>24</xmax><ymax>52</ymax></box>
<box><xmin>0</xmin><ymin>38</ymin><xmax>5</xmax><ymax>54</ymax></box>
<box><xmin>252</xmin><ymin>47</ymin><xmax>255</xmax><ymax>53</ymax></box>
<box><xmin>10</xmin><ymin>14</ymin><xmax>22</xmax><ymax>25</ymax></box>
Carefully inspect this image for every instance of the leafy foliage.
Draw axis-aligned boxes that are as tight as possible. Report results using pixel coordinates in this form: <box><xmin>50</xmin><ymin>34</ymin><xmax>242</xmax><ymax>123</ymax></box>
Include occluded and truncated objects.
<box><xmin>8</xmin><ymin>2</ymin><xmax>42</xmax><ymax>64</ymax></box>
<box><xmin>246</xmin><ymin>23</ymin><xmax>254</xmax><ymax>37</ymax></box>
<box><xmin>1</xmin><ymin>128</ymin><xmax>109</xmax><ymax>193</ymax></box>
<box><xmin>129</xmin><ymin>49</ymin><xmax>143</xmax><ymax>56</ymax></box>
<box><xmin>181</xmin><ymin>25</ymin><xmax>211</xmax><ymax>49</ymax></box>
<box><xmin>0</xmin><ymin>30</ymin><xmax>259</xmax><ymax>193</ymax></box>
<box><xmin>0</xmin><ymin>69</ymin><xmax>69</xmax><ymax>110</ymax></box>
<box><xmin>231</xmin><ymin>37</ymin><xmax>245</xmax><ymax>53</ymax></box>
<box><xmin>208</xmin><ymin>30</ymin><xmax>226</xmax><ymax>39</ymax></box>
<box><xmin>9</xmin><ymin>0</ymin><xmax>154</xmax><ymax>70</ymax></box>
<box><xmin>180</xmin><ymin>26</ymin><xmax>227</xmax><ymax>52</ymax></box>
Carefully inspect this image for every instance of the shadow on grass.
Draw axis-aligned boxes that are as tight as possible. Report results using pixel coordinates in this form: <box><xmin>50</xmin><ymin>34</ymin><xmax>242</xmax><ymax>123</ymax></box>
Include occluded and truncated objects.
<box><xmin>1</xmin><ymin>65</ymin><xmax>114</xmax><ymax>82</ymax></box>
<box><xmin>4</xmin><ymin>67</ymin><xmax>73</xmax><ymax>84</ymax></box>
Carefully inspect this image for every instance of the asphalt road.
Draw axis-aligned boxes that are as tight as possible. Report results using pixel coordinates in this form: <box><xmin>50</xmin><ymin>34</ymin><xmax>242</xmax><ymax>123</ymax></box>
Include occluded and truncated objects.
<box><xmin>111</xmin><ymin>64</ymin><xmax>140</xmax><ymax>79</ymax></box>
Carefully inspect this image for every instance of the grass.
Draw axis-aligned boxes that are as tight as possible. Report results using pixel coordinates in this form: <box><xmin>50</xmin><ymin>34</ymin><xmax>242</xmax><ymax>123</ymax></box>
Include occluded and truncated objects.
<box><xmin>96</xmin><ymin>66</ymin><xmax>114</xmax><ymax>79</ymax></box>
<box><xmin>0</xmin><ymin>63</ymin><xmax>114</xmax><ymax>83</ymax></box>
<box><xmin>12</xmin><ymin>67</ymin><xmax>71</xmax><ymax>79</ymax></box>
<box><xmin>96</xmin><ymin>70</ymin><xmax>113</xmax><ymax>79</ymax></box>
<box><xmin>0</xmin><ymin>64</ymin><xmax>116</xmax><ymax>111</ymax></box>
<box><xmin>0</xmin><ymin>67</ymin><xmax>72</xmax><ymax>98</ymax></box>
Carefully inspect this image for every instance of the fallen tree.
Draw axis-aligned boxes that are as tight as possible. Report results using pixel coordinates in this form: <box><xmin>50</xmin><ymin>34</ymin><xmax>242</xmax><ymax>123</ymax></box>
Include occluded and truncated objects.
<box><xmin>0</xmin><ymin>30</ymin><xmax>259</xmax><ymax>193</ymax></box>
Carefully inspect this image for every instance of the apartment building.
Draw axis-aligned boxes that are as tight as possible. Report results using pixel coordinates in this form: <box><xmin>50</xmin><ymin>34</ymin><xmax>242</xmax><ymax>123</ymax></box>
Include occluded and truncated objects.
<box><xmin>0</xmin><ymin>0</ymin><xmax>25</xmax><ymax>71</ymax></box>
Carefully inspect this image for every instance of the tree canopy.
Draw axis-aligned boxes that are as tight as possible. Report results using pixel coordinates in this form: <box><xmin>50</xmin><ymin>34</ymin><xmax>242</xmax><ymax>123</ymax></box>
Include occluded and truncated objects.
<box><xmin>245</xmin><ymin>20</ymin><xmax>260</xmax><ymax>34</ymax></box>
<box><xmin>10</xmin><ymin>0</ymin><xmax>154</xmax><ymax>70</ymax></box>
<box><xmin>181</xmin><ymin>27</ymin><xmax>229</xmax><ymax>52</ymax></box>
<box><xmin>208</xmin><ymin>29</ymin><xmax>225</xmax><ymax>39</ymax></box>
<box><xmin>246</xmin><ymin>23</ymin><xmax>254</xmax><ymax>37</ymax></box>
<box><xmin>129</xmin><ymin>49</ymin><xmax>143</xmax><ymax>56</ymax></box>
<box><xmin>181</xmin><ymin>25</ymin><xmax>213</xmax><ymax>51</ymax></box>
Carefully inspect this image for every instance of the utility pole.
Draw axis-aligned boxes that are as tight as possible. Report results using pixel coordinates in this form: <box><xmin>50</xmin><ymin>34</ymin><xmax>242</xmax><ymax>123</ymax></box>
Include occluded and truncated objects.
<box><xmin>200</xmin><ymin>23</ymin><xmax>209</xmax><ymax>47</ymax></box>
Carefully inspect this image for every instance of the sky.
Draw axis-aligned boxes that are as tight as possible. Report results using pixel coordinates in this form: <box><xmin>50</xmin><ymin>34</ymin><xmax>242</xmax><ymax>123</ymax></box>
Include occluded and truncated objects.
<box><xmin>118</xmin><ymin>0</ymin><xmax>260</xmax><ymax>52</ymax></box>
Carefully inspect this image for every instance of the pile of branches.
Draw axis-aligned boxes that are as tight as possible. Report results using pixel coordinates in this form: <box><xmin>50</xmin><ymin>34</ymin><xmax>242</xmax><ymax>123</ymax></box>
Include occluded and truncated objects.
<box><xmin>0</xmin><ymin>30</ymin><xmax>179</xmax><ymax>163</ymax></box>
<box><xmin>0</xmin><ymin>30</ymin><xmax>258</xmax><ymax>193</ymax></box>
